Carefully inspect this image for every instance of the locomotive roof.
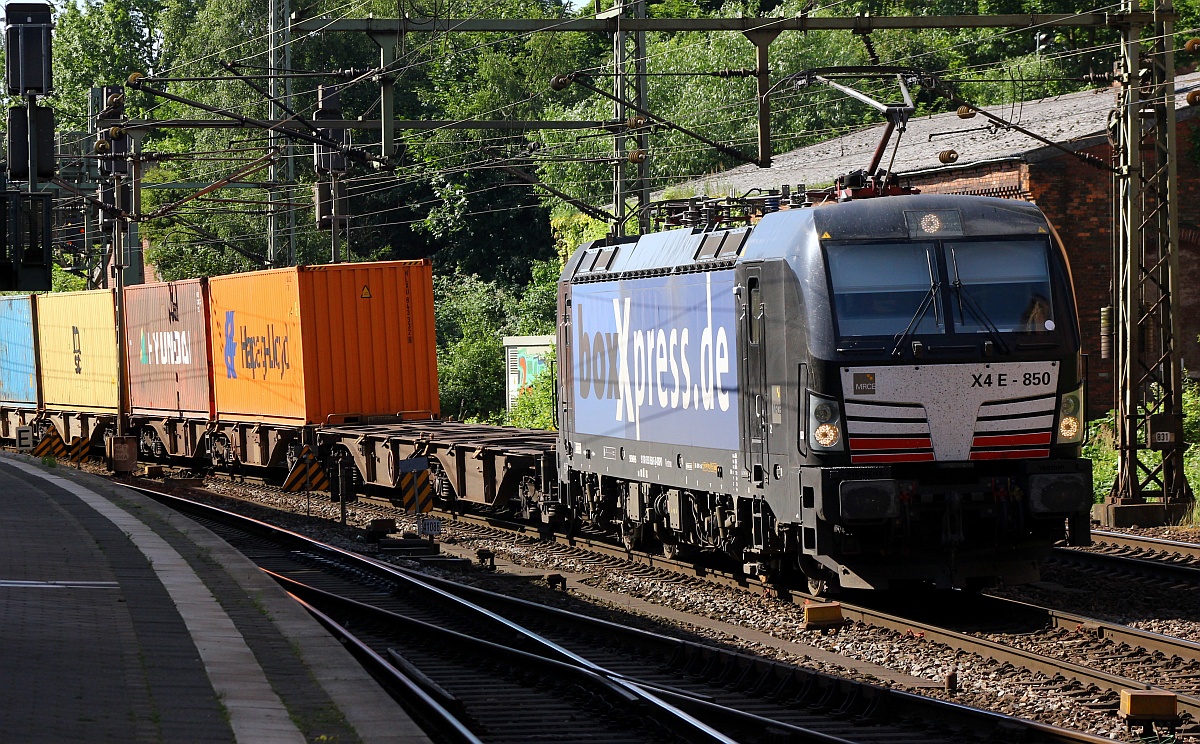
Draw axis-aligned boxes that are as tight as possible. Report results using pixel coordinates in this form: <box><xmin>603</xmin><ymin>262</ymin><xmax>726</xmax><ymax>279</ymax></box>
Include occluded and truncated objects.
<box><xmin>565</xmin><ymin>194</ymin><xmax>1052</xmax><ymax>280</ymax></box>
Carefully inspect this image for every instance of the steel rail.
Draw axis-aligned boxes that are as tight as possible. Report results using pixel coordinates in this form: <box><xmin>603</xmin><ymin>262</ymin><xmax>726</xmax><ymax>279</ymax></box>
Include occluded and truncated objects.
<box><xmin>1090</xmin><ymin>529</ymin><xmax>1200</xmax><ymax>560</ymax></box>
<box><xmin>275</xmin><ymin>573</ymin><xmax>745</xmax><ymax>744</ymax></box>
<box><xmin>437</xmin><ymin>507</ymin><xmax>1200</xmax><ymax>720</ymax></box>
<box><xmin>1039</xmin><ymin>603</ymin><xmax>1200</xmax><ymax>662</ymax></box>
<box><xmin>291</xmin><ymin>595</ymin><xmax>484</xmax><ymax>744</ymax></box>
<box><xmin>1053</xmin><ymin>542</ymin><xmax>1200</xmax><ymax>582</ymax></box>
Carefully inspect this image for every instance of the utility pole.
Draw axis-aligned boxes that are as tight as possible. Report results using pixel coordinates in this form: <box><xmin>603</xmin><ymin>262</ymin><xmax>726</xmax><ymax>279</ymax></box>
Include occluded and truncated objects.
<box><xmin>609</xmin><ymin>0</ymin><xmax>626</xmax><ymax>237</ymax></box>
<box><xmin>1101</xmin><ymin>0</ymin><xmax>1193</xmax><ymax>526</ymax></box>
<box><xmin>632</xmin><ymin>0</ymin><xmax>650</xmax><ymax>234</ymax></box>
<box><xmin>267</xmin><ymin>0</ymin><xmax>294</xmax><ymax>265</ymax></box>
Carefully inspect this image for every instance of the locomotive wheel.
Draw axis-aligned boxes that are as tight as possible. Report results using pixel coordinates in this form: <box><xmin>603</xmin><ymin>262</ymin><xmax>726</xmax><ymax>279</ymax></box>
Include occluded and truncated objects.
<box><xmin>620</xmin><ymin>520</ymin><xmax>640</xmax><ymax>551</ymax></box>
<box><xmin>807</xmin><ymin>576</ymin><xmax>831</xmax><ymax>596</ymax></box>
<box><xmin>799</xmin><ymin>556</ymin><xmax>839</xmax><ymax>597</ymax></box>
<box><xmin>806</xmin><ymin>571</ymin><xmax>843</xmax><ymax>597</ymax></box>
<box><xmin>661</xmin><ymin>541</ymin><xmax>680</xmax><ymax>560</ymax></box>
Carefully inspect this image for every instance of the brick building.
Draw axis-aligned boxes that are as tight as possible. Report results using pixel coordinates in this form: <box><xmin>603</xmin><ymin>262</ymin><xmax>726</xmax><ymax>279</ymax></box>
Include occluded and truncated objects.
<box><xmin>677</xmin><ymin>73</ymin><xmax>1200</xmax><ymax>417</ymax></box>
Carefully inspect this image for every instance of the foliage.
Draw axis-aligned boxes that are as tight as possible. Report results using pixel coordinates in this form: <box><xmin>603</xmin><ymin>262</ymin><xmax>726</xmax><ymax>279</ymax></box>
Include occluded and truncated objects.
<box><xmin>51</xmin><ymin>266</ymin><xmax>86</xmax><ymax>292</ymax></box>
<box><xmin>508</xmin><ymin>347</ymin><xmax>557</xmax><ymax>429</ymax></box>
<box><xmin>46</xmin><ymin>0</ymin><xmax>1175</xmax><ymax>288</ymax></box>
<box><xmin>434</xmin><ymin>257</ymin><xmax>561</xmax><ymax>422</ymax></box>
<box><xmin>50</xmin><ymin>0</ymin><xmax>163</xmax><ymax>130</ymax></box>
<box><xmin>551</xmin><ymin>209</ymin><xmax>609</xmax><ymax>262</ymax></box>
<box><xmin>1082</xmin><ymin>414</ymin><xmax>1119</xmax><ymax>501</ymax></box>
<box><xmin>435</xmin><ymin>273</ymin><xmax>511</xmax><ymax>421</ymax></box>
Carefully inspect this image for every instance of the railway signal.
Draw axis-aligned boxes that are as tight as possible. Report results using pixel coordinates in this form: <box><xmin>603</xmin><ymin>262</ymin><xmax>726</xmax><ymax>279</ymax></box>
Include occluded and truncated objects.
<box><xmin>0</xmin><ymin>1</ymin><xmax>54</xmax><ymax>291</ymax></box>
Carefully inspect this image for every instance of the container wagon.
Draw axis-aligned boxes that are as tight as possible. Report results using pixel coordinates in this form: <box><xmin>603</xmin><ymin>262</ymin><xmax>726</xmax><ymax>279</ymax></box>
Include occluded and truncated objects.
<box><xmin>125</xmin><ymin>278</ymin><xmax>214</xmax><ymax>460</ymax></box>
<box><xmin>205</xmin><ymin>260</ymin><xmax>439</xmax><ymax>470</ymax></box>
<box><xmin>0</xmin><ymin>294</ymin><xmax>40</xmax><ymax>439</ymax></box>
<box><xmin>35</xmin><ymin>289</ymin><xmax>119</xmax><ymax>446</ymax></box>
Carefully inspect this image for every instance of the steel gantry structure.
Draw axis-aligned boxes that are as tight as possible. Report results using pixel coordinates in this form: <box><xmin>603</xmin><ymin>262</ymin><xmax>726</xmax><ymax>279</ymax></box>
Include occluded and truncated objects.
<box><xmin>1104</xmin><ymin>0</ymin><xmax>1193</xmax><ymax>523</ymax></box>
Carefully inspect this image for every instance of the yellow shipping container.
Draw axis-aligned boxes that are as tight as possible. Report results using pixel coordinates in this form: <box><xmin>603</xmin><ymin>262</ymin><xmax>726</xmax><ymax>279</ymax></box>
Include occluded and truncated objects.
<box><xmin>36</xmin><ymin>290</ymin><xmax>120</xmax><ymax>413</ymax></box>
<box><xmin>208</xmin><ymin>261</ymin><xmax>439</xmax><ymax>425</ymax></box>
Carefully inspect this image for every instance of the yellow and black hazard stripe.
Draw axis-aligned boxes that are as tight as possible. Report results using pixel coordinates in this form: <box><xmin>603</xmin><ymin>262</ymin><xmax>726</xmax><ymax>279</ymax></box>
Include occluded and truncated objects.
<box><xmin>399</xmin><ymin>469</ymin><xmax>433</xmax><ymax>513</ymax></box>
<box><xmin>32</xmin><ymin>428</ymin><xmax>68</xmax><ymax>459</ymax></box>
<box><xmin>282</xmin><ymin>445</ymin><xmax>331</xmax><ymax>492</ymax></box>
<box><xmin>69</xmin><ymin>437</ymin><xmax>90</xmax><ymax>466</ymax></box>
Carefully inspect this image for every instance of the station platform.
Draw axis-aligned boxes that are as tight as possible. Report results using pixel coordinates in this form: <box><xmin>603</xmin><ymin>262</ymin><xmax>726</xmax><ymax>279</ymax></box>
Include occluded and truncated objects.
<box><xmin>0</xmin><ymin>452</ymin><xmax>433</xmax><ymax>744</ymax></box>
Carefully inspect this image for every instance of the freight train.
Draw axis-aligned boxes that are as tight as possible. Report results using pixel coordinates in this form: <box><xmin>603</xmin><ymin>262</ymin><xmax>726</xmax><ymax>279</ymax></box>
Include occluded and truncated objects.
<box><xmin>0</xmin><ymin>192</ymin><xmax>1092</xmax><ymax>592</ymax></box>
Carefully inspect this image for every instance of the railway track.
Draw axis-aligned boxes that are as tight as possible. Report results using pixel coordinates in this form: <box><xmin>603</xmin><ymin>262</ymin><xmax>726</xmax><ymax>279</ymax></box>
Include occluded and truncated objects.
<box><xmin>1052</xmin><ymin>529</ymin><xmax>1200</xmax><ymax>584</ymax></box>
<box><xmin>133</xmin><ymin>481</ymin><xmax>1121</xmax><ymax>744</ymax></box>
<box><xmin>64</xmin><ymin>463</ymin><xmax>1199</xmax><ymax>740</ymax></box>
<box><xmin>436</xmin><ymin>506</ymin><xmax>1200</xmax><ymax>737</ymax></box>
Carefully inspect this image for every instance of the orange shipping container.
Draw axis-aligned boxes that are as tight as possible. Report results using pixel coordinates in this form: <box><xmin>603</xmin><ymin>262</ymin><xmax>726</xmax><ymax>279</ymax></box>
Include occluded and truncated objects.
<box><xmin>208</xmin><ymin>261</ymin><xmax>439</xmax><ymax>425</ymax></box>
<box><xmin>36</xmin><ymin>289</ymin><xmax>120</xmax><ymax>413</ymax></box>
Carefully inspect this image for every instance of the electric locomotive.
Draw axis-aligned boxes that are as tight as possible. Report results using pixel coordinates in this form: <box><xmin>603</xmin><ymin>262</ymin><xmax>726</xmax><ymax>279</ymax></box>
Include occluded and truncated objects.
<box><xmin>557</xmin><ymin>193</ymin><xmax>1092</xmax><ymax>592</ymax></box>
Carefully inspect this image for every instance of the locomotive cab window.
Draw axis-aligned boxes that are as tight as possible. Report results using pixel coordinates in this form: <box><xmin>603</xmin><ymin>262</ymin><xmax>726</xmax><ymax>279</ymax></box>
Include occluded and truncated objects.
<box><xmin>946</xmin><ymin>239</ymin><xmax>1054</xmax><ymax>333</ymax></box>
<box><xmin>826</xmin><ymin>242</ymin><xmax>940</xmax><ymax>337</ymax></box>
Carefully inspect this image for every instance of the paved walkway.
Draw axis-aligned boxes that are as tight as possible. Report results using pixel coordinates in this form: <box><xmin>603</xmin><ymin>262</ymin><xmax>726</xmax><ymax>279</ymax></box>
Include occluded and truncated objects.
<box><xmin>0</xmin><ymin>453</ymin><xmax>433</xmax><ymax>743</ymax></box>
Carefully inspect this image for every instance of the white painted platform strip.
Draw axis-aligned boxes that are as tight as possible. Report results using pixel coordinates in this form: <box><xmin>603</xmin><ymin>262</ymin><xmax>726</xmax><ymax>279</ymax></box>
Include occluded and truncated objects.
<box><xmin>4</xmin><ymin>459</ymin><xmax>305</xmax><ymax>744</ymax></box>
<box><xmin>0</xmin><ymin>579</ymin><xmax>119</xmax><ymax>588</ymax></box>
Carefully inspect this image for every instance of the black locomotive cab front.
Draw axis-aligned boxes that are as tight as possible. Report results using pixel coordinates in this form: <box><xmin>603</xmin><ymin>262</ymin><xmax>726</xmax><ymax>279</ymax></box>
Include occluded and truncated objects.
<box><xmin>794</xmin><ymin>197</ymin><xmax>1092</xmax><ymax>591</ymax></box>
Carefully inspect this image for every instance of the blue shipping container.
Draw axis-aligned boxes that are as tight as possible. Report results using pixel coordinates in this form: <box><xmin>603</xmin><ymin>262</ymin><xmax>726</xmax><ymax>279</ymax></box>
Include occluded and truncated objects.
<box><xmin>570</xmin><ymin>270</ymin><xmax>740</xmax><ymax>450</ymax></box>
<box><xmin>0</xmin><ymin>294</ymin><xmax>38</xmax><ymax>407</ymax></box>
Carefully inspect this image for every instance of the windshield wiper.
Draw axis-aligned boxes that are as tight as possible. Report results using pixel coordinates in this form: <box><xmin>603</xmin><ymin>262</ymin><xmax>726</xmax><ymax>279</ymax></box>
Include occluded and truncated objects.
<box><xmin>951</xmin><ymin>280</ymin><xmax>1010</xmax><ymax>355</ymax></box>
<box><xmin>891</xmin><ymin>282</ymin><xmax>940</xmax><ymax>358</ymax></box>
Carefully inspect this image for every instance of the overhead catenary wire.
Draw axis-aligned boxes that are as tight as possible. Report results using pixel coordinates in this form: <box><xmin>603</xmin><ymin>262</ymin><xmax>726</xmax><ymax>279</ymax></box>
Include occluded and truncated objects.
<box><xmin>105</xmin><ymin>1</ymin><xmax>1197</xmax><ymax>248</ymax></box>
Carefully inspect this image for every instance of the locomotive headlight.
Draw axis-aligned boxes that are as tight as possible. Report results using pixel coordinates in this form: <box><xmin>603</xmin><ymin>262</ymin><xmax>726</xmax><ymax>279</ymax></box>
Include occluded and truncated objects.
<box><xmin>1056</xmin><ymin>384</ymin><xmax>1085</xmax><ymax>444</ymax></box>
<box><xmin>814</xmin><ymin>423</ymin><xmax>841</xmax><ymax>447</ymax></box>
<box><xmin>808</xmin><ymin>393</ymin><xmax>845</xmax><ymax>452</ymax></box>
<box><xmin>1059</xmin><ymin>416</ymin><xmax>1080</xmax><ymax>440</ymax></box>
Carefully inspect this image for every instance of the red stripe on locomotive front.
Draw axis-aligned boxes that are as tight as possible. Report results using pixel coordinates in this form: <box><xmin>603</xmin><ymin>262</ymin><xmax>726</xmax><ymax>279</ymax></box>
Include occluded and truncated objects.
<box><xmin>971</xmin><ymin>432</ymin><xmax>1053</xmax><ymax>448</ymax></box>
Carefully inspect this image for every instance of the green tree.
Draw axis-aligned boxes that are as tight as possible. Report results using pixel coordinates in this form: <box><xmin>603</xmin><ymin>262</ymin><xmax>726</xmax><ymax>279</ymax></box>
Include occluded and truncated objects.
<box><xmin>51</xmin><ymin>0</ymin><xmax>163</xmax><ymax>130</ymax></box>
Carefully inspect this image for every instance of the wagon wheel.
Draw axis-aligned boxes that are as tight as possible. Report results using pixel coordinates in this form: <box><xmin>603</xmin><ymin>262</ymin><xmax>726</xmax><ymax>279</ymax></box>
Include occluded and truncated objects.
<box><xmin>620</xmin><ymin>520</ymin><xmax>640</xmax><ymax>551</ymax></box>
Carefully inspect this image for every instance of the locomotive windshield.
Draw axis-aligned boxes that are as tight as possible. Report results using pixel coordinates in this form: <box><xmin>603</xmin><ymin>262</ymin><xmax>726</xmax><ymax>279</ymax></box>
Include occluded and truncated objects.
<box><xmin>946</xmin><ymin>240</ymin><xmax>1054</xmax><ymax>333</ymax></box>
<box><xmin>826</xmin><ymin>242</ymin><xmax>942</xmax><ymax>337</ymax></box>
<box><xmin>826</xmin><ymin>237</ymin><xmax>1055</xmax><ymax>338</ymax></box>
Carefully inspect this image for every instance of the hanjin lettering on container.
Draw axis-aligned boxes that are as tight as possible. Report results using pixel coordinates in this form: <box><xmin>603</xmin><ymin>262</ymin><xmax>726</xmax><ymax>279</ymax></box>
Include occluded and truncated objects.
<box><xmin>853</xmin><ymin>372</ymin><xmax>876</xmax><ymax>395</ymax></box>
